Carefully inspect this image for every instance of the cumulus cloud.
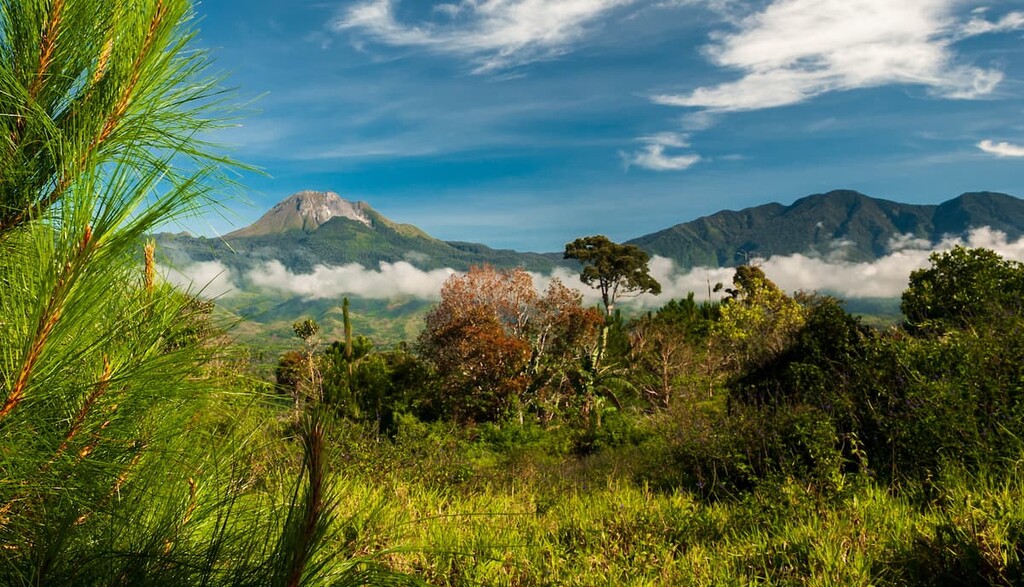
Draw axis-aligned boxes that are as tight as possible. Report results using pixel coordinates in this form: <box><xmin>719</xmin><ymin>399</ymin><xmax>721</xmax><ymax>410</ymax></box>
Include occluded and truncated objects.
<box><xmin>247</xmin><ymin>260</ymin><xmax>457</xmax><ymax>300</ymax></box>
<box><xmin>621</xmin><ymin>132</ymin><xmax>701</xmax><ymax>171</ymax></box>
<box><xmin>652</xmin><ymin>0</ymin><xmax>1016</xmax><ymax>112</ymax></box>
<box><xmin>160</xmin><ymin>261</ymin><xmax>238</xmax><ymax>299</ymax></box>
<box><xmin>332</xmin><ymin>0</ymin><xmax>635</xmax><ymax>73</ymax></box>
<box><xmin>977</xmin><ymin>139</ymin><xmax>1024</xmax><ymax>158</ymax></box>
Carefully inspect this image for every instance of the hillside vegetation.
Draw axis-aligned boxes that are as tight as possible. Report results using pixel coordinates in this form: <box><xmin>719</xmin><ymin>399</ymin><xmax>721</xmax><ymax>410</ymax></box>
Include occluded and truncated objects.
<box><xmin>629</xmin><ymin>189</ymin><xmax>1024</xmax><ymax>267</ymax></box>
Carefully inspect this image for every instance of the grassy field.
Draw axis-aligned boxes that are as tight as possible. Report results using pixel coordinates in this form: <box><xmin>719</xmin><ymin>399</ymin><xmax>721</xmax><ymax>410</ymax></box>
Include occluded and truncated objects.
<box><xmin>316</xmin><ymin>415</ymin><xmax>1024</xmax><ymax>586</ymax></box>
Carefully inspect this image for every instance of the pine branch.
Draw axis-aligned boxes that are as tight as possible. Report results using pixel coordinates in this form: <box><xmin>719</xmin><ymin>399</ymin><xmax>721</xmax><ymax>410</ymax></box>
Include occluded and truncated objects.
<box><xmin>51</xmin><ymin>354</ymin><xmax>112</xmax><ymax>463</ymax></box>
<box><xmin>26</xmin><ymin>0</ymin><xmax>65</xmax><ymax>100</ymax></box>
<box><xmin>0</xmin><ymin>225</ymin><xmax>93</xmax><ymax>422</ymax></box>
<box><xmin>1</xmin><ymin>2</ymin><xmax>172</xmax><ymax>232</ymax></box>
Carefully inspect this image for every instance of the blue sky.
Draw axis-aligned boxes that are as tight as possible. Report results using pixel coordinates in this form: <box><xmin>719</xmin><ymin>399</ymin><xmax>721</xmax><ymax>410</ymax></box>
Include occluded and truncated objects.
<box><xmin>191</xmin><ymin>0</ymin><xmax>1024</xmax><ymax>252</ymax></box>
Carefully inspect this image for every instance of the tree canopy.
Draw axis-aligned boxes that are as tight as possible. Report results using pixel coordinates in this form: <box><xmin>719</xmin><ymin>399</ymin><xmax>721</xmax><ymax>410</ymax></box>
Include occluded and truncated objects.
<box><xmin>419</xmin><ymin>265</ymin><xmax>602</xmax><ymax>422</ymax></box>
<box><xmin>564</xmin><ymin>235</ymin><xmax>661</xmax><ymax>316</ymax></box>
<box><xmin>902</xmin><ymin>245</ymin><xmax>1024</xmax><ymax>334</ymax></box>
<box><xmin>713</xmin><ymin>265</ymin><xmax>806</xmax><ymax>372</ymax></box>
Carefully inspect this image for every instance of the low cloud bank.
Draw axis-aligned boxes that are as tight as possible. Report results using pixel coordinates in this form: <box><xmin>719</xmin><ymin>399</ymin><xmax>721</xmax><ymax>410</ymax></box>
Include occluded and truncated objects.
<box><xmin>641</xmin><ymin>227</ymin><xmax>1024</xmax><ymax>307</ymax></box>
<box><xmin>248</xmin><ymin>260</ymin><xmax>457</xmax><ymax>300</ymax></box>
<box><xmin>163</xmin><ymin>227</ymin><xmax>1024</xmax><ymax>306</ymax></box>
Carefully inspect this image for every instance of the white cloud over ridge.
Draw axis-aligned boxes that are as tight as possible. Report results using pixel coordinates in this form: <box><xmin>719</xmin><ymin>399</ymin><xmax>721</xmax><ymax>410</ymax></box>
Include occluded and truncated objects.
<box><xmin>621</xmin><ymin>132</ymin><xmax>701</xmax><ymax>171</ymax></box>
<box><xmin>636</xmin><ymin>227</ymin><xmax>1024</xmax><ymax>306</ymax></box>
<box><xmin>333</xmin><ymin>0</ymin><xmax>635</xmax><ymax>73</ymax></box>
<box><xmin>165</xmin><ymin>228</ymin><xmax>1024</xmax><ymax>312</ymax></box>
<box><xmin>978</xmin><ymin>139</ymin><xmax>1024</xmax><ymax>158</ymax></box>
<box><xmin>248</xmin><ymin>260</ymin><xmax>457</xmax><ymax>300</ymax></box>
<box><xmin>653</xmin><ymin>1</ymin><xmax>1022</xmax><ymax>112</ymax></box>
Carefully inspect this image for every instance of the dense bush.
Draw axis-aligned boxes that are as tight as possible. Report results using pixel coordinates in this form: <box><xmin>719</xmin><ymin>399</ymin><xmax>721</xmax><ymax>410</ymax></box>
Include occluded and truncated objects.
<box><xmin>720</xmin><ymin>256</ymin><xmax>1024</xmax><ymax>487</ymax></box>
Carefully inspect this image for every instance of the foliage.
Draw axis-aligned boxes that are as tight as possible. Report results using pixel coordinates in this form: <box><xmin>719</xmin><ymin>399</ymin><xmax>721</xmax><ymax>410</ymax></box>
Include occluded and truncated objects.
<box><xmin>564</xmin><ymin>235</ymin><xmax>661</xmax><ymax>316</ymax></box>
<box><xmin>713</xmin><ymin>265</ymin><xmax>807</xmax><ymax>372</ymax></box>
<box><xmin>628</xmin><ymin>293</ymin><xmax>718</xmax><ymax>409</ymax></box>
<box><xmin>274</xmin><ymin>349</ymin><xmax>306</xmax><ymax>398</ymax></box>
<box><xmin>732</xmin><ymin>296</ymin><xmax>872</xmax><ymax>408</ymax></box>
<box><xmin>902</xmin><ymin>245</ymin><xmax>1024</xmax><ymax>334</ymax></box>
<box><xmin>0</xmin><ymin>1</ymin><xmax>414</xmax><ymax>584</ymax></box>
<box><xmin>293</xmin><ymin>318</ymin><xmax>321</xmax><ymax>342</ymax></box>
<box><xmin>322</xmin><ymin>341</ymin><xmax>435</xmax><ymax>434</ymax></box>
<box><xmin>418</xmin><ymin>266</ymin><xmax>602</xmax><ymax>423</ymax></box>
<box><xmin>725</xmin><ymin>251</ymin><xmax>1024</xmax><ymax>485</ymax></box>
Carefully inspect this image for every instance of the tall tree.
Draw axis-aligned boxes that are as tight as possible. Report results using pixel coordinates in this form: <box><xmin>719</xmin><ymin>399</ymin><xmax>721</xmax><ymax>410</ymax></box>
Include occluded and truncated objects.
<box><xmin>564</xmin><ymin>235</ymin><xmax>661</xmax><ymax>316</ymax></box>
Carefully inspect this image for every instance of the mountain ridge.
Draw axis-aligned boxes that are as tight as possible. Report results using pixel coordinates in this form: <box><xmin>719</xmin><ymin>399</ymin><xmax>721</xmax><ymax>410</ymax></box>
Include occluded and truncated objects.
<box><xmin>157</xmin><ymin>191</ymin><xmax>564</xmax><ymax>274</ymax></box>
<box><xmin>628</xmin><ymin>189</ymin><xmax>1024</xmax><ymax>267</ymax></box>
<box><xmin>157</xmin><ymin>189</ymin><xmax>1024</xmax><ymax>277</ymax></box>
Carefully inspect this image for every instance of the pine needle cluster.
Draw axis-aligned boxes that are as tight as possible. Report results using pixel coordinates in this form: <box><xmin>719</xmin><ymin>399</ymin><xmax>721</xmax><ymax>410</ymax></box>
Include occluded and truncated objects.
<box><xmin>0</xmin><ymin>1</ymin><xmax>414</xmax><ymax>584</ymax></box>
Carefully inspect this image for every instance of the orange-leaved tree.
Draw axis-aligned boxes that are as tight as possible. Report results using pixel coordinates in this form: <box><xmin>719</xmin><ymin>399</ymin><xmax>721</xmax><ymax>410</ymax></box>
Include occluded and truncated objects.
<box><xmin>419</xmin><ymin>265</ymin><xmax>602</xmax><ymax>423</ymax></box>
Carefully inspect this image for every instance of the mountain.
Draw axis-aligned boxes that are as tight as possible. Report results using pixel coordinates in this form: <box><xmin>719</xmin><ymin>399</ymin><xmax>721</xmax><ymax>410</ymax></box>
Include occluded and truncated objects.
<box><xmin>628</xmin><ymin>190</ymin><xmax>1024</xmax><ymax>268</ymax></box>
<box><xmin>225</xmin><ymin>190</ymin><xmax>373</xmax><ymax>237</ymax></box>
<box><xmin>157</xmin><ymin>191</ymin><xmax>563</xmax><ymax>274</ymax></box>
<box><xmin>154</xmin><ymin>189</ymin><xmax>1024</xmax><ymax>351</ymax></box>
<box><xmin>159</xmin><ymin>189</ymin><xmax>1024</xmax><ymax>277</ymax></box>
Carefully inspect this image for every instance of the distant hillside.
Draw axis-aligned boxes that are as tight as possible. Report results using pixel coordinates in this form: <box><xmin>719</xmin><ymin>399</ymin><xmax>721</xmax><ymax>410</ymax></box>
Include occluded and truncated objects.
<box><xmin>628</xmin><ymin>190</ymin><xmax>1024</xmax><ymax>268</ymax></box>
<box><xmin>156</xmin><ymin>188</ymin><xmax>1024</xmax><ymax>282</ymax></box>
<box><xmin>156</xmin><ymin>191</ymin><xmax>563</xmax><ymax>274</ymax></box>
<box><xmin>154</xmin><ymin>189</ymin><xmax>1024</xmax><ymax>352</ymax></box>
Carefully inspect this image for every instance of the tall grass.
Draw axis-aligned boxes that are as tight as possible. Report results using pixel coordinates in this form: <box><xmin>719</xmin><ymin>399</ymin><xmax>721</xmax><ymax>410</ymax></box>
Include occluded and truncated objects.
<box><xmin>320</xmin><ymin>419</ymin><xmax>1024</xmax><ymax>586</ymax></box>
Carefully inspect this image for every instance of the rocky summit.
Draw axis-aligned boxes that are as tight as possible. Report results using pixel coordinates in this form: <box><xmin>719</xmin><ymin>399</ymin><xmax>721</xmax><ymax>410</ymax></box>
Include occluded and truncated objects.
<box><xmin>225</xmin><ymin>191</ymin><xmax>372</xmax><ymax>238</ymax></box>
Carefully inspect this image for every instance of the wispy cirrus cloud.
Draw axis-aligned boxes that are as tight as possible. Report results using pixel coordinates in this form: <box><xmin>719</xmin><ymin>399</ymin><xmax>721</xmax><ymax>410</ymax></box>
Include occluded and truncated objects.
<box><xmin>652</xmin><ymin>1</ymin><xmax>1023</xmax><ymax>113</ymax></box>
<box><xmin>332</xmin><ymin>0</ymin><xmax>636</xmax><ymax>73</ymax></box>
<box><xmin>621</xmin><ymin>132</ymin><xmax>701</xmax><ymax>171</ymax></box>
<box><xmin>978</xmin><ymin>139</ymin><xmax>1024</xmax><ymax>158</ymax></box>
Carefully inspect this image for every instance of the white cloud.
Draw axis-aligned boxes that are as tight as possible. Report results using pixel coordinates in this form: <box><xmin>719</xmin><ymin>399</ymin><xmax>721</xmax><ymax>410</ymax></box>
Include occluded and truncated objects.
<box><xmin>887</xmin><ymin>233</ymin><xmax>932</xmax><ymax>252</ymax></box>
<box><xmin>621</xmin><ymin>131</ymin><xmax>701</xmax><ymax>171</ymax></box>
<box><xmin>962</xmin><ymin>10</ymin><xmax>1024</xmax><ymax>36</ymax></box>
<box><xmin>653</xmin><ymin>0</ymin><xmax>1015</xmax><ymax>112</ymax></box>
<box><xmin>631</xmin><ymin>227</ymin><xmax>1024</xmax><ymax>306</ymax></box>
<box><xmin>332</xmin><ymin>0</ymin><xmax>635</xmax><ymax>73</ymax></box>
<box><xmin>978</xmin><ymin>139</ymin><xmax>1024</xmax><ymax>158</ymax></box>
<box><xmin>160</xmin><ymin>227</ymin><xmax>1024</xmax><ymax>317</ymax></box>
<box><xmin>160</xmin><ymin>261</ymin><xmax>238</xmax><ymax>299</ymax></box>
<box><xmin>247</xmin><ymin>260</ymin><xmax>457</xmax><ymax>300</ymax></box>
<box><xmin>637</xmin><ymin>131</ymin><xmax>690</xmax><ymax>148</ymax></box>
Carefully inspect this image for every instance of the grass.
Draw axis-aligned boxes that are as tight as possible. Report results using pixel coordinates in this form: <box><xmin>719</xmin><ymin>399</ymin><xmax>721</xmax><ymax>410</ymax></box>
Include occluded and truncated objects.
<box><xmin>307</xmin><ymin>420</ymin><xmax>1024</xmax><ymax>586</ymax></box>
